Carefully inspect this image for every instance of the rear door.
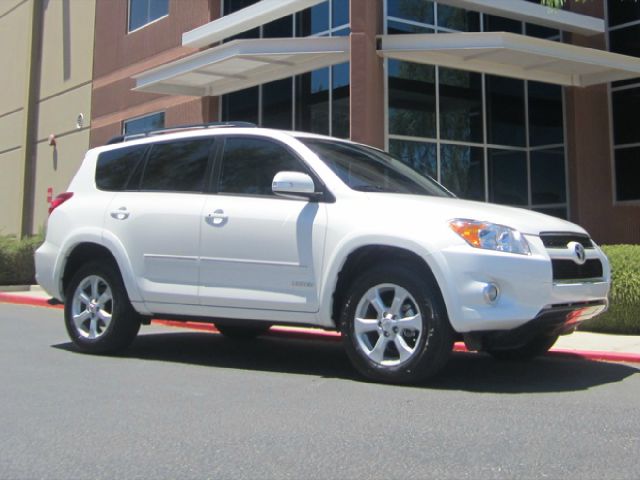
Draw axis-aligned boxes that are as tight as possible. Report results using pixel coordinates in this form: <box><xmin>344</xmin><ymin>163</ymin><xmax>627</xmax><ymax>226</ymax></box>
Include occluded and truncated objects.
<box><xmin>104</xmin><ymin>138</ymin><xmax>214</xmax><ymax>306</ymax></box>
<box><xmin>199</xmin><ymin>135</ymin><xmax>327</xmax><ymax>312</ymax></box>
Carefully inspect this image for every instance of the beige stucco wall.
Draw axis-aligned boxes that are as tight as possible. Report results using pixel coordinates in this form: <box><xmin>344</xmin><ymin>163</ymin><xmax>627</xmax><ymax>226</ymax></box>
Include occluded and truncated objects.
<box><xmin>0</xmin><ymin>0</ymin><xmax>31</xmax><ymax>235</ymax></box>
<box><xmin>0</xmin><ymin>0</ymin><xmax>95</xmax><ymax>235</ymax></box>
<box><xmin>33</xmin><ymin>129</ymin><xmax>90</xmax><ymax>231</ymax></box>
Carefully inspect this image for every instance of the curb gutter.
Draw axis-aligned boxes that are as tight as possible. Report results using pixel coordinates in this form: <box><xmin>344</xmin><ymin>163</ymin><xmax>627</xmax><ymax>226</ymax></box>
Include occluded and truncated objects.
<box><xmin>2</xmin><ymin>292</ymin><xmax>639</xmax><ymax>365</ymax></box>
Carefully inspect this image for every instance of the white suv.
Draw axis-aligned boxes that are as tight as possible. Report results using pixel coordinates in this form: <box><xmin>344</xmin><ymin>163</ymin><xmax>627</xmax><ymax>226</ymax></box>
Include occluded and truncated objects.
<box><xmin>36</xmin><ymin>124</ymin><xmax>611</xmax><ymax>384</ymax></box>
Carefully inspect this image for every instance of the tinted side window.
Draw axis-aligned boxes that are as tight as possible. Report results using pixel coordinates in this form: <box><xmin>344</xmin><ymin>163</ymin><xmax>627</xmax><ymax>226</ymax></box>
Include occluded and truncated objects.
<box><xmin>96</xmin><ymin>146</ymin><xmax>147</xmax><ymax>191</ymax></box>
<box><xmin>219</xmin><ymin>137</ymin><xmax>307</xmax><ymax>196</ymax></box>
<box><xmin>140</xmin><ymin>140</ymin><xmax>212</xmax><ymax>192</ymax></box>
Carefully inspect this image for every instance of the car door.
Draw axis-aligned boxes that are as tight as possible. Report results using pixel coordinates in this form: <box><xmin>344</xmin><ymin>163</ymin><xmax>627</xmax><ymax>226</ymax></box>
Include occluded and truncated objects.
<box><xmin>199</xmin><ymin>135</ymin><xmax>327</xmax><ymax>312</ymax></box>
<box><xmin>104</xmin><ymin>138</ymin><xmax>214</xmax><ymax>307</ymax></box>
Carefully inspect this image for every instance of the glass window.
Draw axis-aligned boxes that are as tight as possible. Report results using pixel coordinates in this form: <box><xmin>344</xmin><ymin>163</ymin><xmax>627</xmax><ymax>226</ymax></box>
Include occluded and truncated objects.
<box><xmin>222</xmin><ymin>87</ymin><xmax>259</xmax><ymax>124</ymax></box>
<box><xmin>140</xmin><ymin>140</ymin><xmax>211</xmax><ymax>192</ymax></box>
<box><xmin>96</xmin><ymin>146</ymin><xmax>147</xmax><ymax>191</ymax></box>
<box><xmin>263</xmin><ymin>79</ymin><xmax>293</xmax><ymax>130</ymax></box>
<box><xmin>441</xmin><ymin>144</ymin><xmax>484</xmax><ymax>201</ymax></box>
<box><xmin>488</xmin><ymin>149</ymin><xmax>527</xmax><ymax>206</ymax></box>
<box><xmin>486</xmin><ymin>75</ymin><xmax>526</xmax><ymax>147</ymax></box>
<box><xmin>526</xmin><ymin>23</ymin><xmax>559</xmax><ymax>39</ymax></box>
<box><xmin>437</xmin><ymin>5</ymin><xmax>479</xmax><ymax>32</ymax></box>
<box><xmin>297</xmin><ymin>1</ymin><xmax>330</xmax><ymax>36</ymax></box>
<box><xmin>609</xmin><ymin>24</ymin><xmax>640</xmax><ymax>57</ymax></box>
<box><xmin>332</xmin><ymin>62</ymin><xmax>350</xmax><ymax>138</ymax></box>
<box><xmin>123</xmin><ymin>112</ymin><xmax>165</xmax><ymax>136</ymax></box>
<box><xmin>296</xmin><ymin>68</ymin><xmax>330</xmax><ymax>135</ymax></box>
<box><xmin>531</xmin><ymin>149</ymin><xmax>566</xmax><ymax>205</ymax></box>
<box><xmin>301</xmin><ymin>138</ymin><xmax>451</xmax><ymax>196</ymax></box>
<box><xmin>612</xmin><ymin>86</ymin><xmax>640</xmax><ymax>145</ymax></box>
<box><xmin>389</xmin><ymin>139</ymin><xmax>437</xmax><ymax>179</ymax></box>
<box><xmin>439</xmin><ymin>68</ymin><xmax>483</xmax><ymax>143</ymax></box>
<box><xmin>483</xmin><ymin>14</ymin><xmax>522</xmax><ymax>33</ymax></box>
<box><xmin>615</xmin><ymin>147</ymin><xmax>640</xmax><ymax>201</ymax></box>
<box><xmin>219</xmin><ymin>137</ymin><xmax>307</xmax><ymax>196</ymax></box>
<box><xmin>128</xmin><ymin>0</ymin><xmax>168</xmax><ymax>32</ymax></box>
<box><xmin>528</xmin><ymin>81</ymin><xmax>563</xmax><ymax>146</ymax></box>
<box><xmin>608</xmin><ymin>1</ymin><xmax>640</xmax><ymax>27</ymax></box>
<box><xmin>388</xmin><ymin>60</ymin><xmax>436</xmax><ymax>138</ymax></box>
<box><xmin>332</xmin><ymin>0</ymin><xmax>349</xmax><ymax>28</ymax></box>
<box><xmin>387</xmin><ymin>20</ymin><xmax>433</xmax><ymax>34</ymax></box>
<box><xmin>387</xmin><ymin>0</ymin><xmax>434</xmax><ymax>25</ymax></box>
<box><xmin>263</xmin><ymin>15</ymin><xmax>293</xmax><ymax>38</ymax></box>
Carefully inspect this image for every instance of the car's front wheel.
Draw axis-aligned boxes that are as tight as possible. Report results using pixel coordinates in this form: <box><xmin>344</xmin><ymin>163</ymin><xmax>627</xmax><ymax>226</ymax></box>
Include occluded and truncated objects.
<box><xmin>339</xmin><ymin>264</ymin><xmax>454</xmax><ymax>384</ymax></box>
<box><xmin>64</xmin><ymin>261</ymin><xmax>141</xmax><ymax>354</ymax></box>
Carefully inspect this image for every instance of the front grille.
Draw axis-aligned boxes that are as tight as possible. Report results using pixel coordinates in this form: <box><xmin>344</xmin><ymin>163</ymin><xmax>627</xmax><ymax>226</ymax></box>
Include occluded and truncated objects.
<box><xmin>551</xmin><ymin>259</ymin><xmax>603</xmax><ymax>281</ymax></box>
<box><xmin>540</xmin><ymin>233</ymin><xmax>593</xmax><ymax>249</ymax></box>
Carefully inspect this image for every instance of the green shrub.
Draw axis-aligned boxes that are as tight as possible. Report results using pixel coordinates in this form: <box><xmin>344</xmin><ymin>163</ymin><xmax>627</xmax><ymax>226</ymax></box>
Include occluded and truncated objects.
<box><xmin>581</xmin><ymin>244</ymin><xmax>640</xmax><ymax>335</ymax></box>
<box><xmin>0</xmin><ymin>234</ymin><xmax>44</xmax><ymax>285</ymax></box>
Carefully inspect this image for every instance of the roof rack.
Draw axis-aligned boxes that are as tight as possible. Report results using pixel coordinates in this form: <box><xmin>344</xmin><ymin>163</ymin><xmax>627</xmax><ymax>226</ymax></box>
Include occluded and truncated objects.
<box><xmin>105</xmin><ymin>121</ymin><xmax>257</xmax><ymax>145</ymax></box>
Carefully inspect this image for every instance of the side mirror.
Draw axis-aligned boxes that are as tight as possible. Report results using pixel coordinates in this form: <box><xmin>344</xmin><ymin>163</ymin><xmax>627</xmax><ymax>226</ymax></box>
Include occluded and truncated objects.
<box><xmin>272</xmin><ymin>171</ymin><xmax>320</xmax><ymax>199</ymax></box>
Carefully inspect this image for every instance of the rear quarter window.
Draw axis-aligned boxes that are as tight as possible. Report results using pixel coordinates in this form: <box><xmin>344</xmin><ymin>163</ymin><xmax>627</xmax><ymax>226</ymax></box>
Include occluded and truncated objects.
<box><xmin>95</xmin><ymin>146</ymin><xmax>147</xmax><ymax>191</ymax></box>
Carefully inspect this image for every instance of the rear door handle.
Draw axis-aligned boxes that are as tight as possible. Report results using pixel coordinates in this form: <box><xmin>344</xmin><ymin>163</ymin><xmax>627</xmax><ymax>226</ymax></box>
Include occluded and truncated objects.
<box><xmin>206</xmin><ymin>209</ymin><xmax>228</xmax><ymax>226</ymax></box>
<box><xmin>110</xmin><ymin>207</ymin><xmax>130</xmax><ymax>220</ymax></box>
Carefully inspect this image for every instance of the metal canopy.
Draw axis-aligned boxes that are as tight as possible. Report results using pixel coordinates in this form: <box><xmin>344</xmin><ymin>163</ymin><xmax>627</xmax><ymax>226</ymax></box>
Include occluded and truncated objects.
<box><xmin>436</xmin><ymin>0</ymin><xmax>603</xmax><ymax>36</ymax></box>
<box><xmin>378</xmin><ymin>32</ymin><xmax>640</xmax><ymax>87</ymax></box>
<box><xmin>183</xmin><ymin>0</ymin><xmax>325</xmax><ymax>48</ymax></box>
<box><xmin>133</xmin><ymin>37</ymin><xmax>350</xmax><ymax>97</ymax></box>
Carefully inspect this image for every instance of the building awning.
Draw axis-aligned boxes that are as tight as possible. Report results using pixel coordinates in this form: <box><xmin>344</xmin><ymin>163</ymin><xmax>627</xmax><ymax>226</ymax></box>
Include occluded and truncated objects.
<box><xmin>378</xmin><ymin>32</ymin><xmax>640</xmax><ymax>87</ymax></box>
<box><xmin>436</xmin><ymin>0</ymin><xmax>603</xmax><ymax>36</ymax></box>
<box><xmin>133</xmin><ymin>37</ymin><xmax>350</xmax><ymax>97</ymax></box>
<box><xmin>183</xmin><ymin>0</ymin><xmax>325</xmax><ymax>48</ymax></box>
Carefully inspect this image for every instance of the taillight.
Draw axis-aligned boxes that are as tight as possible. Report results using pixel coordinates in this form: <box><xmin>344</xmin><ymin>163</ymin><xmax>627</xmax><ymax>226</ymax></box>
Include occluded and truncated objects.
<box><xmin>49</xmin><ymin>192</ymin><xmax>74</xmax><ymax>215</ymax></box>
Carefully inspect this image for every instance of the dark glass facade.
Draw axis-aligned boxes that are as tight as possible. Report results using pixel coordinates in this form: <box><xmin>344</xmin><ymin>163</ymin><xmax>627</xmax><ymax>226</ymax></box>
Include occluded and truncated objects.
<box><xmin>608</xmin><ymin>1</ymin><xmax>640</xmax><ymax>202</ymax></box>
<box><xmin>385</xmin><ymin>0</ymin><xmax>566</xmax><ymax>216</ymax></box>
<box><xmin>221</xmin><ymin>0</ymin><xmax>350</xmax><ymax>138</ymax></box>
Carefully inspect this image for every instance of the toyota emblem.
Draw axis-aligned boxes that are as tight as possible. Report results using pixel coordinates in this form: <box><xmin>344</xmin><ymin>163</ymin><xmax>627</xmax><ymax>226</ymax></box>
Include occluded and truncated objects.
<box><xmin>567</xmin><ymin>241</ymin><xmax>586</xmax><ymax>265</ymax></box>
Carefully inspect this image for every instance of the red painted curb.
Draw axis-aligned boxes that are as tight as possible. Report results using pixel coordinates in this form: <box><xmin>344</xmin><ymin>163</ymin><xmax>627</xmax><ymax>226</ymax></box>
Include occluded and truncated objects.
<box><xmin>0</xmin><ymin>293</ymin><xmax>62</xmax><ymax>309</ymax></box>
<box><xmin>2</xmin><ymin>292</ymin><xmax>639</xmax><ymax>364</ymax></box>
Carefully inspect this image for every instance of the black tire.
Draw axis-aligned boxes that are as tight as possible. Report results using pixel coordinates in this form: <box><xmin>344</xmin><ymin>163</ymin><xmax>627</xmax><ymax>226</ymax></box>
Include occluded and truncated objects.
<box><xmin>485</xmin><ymin>334</ymin><xmax>559</xmax><ymax>361</ymax></box>
<box><xmin>215</xmin><ymin>324</ymin><xmax>271</xmax><ymax>339</ymax></box>
<box><xmin>339</xmin><ymin>263</ymin><xmax>454</xmax><ymax>384</ymax></box>
<box><xmin>64</xmin><ymin>261</ymin><xmax>141</xmax><ymax>354</ymax></box>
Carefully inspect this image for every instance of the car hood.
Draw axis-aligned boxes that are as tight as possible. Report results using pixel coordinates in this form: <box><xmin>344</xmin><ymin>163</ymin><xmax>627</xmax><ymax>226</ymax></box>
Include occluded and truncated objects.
<box><xmin>363</xmin><ymin>194</ymin><xmax>587</xmax><ymax>237</ymax></box>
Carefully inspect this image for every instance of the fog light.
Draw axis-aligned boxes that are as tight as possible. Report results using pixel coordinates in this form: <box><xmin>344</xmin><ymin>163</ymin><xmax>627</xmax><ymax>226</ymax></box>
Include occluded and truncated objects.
<box><xmin>483</xmin><ymin>283</ymin><xmax>499</xmax><ymax>304</ymax></box>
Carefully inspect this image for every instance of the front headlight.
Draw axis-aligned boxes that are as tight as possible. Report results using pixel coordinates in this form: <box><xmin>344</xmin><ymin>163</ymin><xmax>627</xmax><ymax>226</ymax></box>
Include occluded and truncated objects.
<box><xmin>449</xmin><ymin>219</ymin><xmax>531</xmax><ymax>255</ymax></box>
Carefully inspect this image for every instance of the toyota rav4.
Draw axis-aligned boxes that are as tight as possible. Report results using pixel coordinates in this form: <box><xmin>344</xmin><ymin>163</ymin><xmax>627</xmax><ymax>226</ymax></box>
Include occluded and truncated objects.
<box><xmin>35</xmin><ymin>123</ymin><xmax>611</xmax><ymax>384</ymax></box>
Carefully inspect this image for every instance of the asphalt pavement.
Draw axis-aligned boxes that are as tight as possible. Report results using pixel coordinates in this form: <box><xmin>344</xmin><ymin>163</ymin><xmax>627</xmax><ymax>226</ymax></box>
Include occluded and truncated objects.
<box><xmin>1</xmin><ymin>302</ymin><xmax>639</xmax><ymax>479</ymax></box>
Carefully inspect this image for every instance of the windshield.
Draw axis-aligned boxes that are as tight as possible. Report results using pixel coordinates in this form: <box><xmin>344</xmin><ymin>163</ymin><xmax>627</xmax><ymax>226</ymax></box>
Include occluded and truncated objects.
<box><xmin>299</xmin><ymin>138</ymin><xmax>453</xmax><ymax>197</ymax></box>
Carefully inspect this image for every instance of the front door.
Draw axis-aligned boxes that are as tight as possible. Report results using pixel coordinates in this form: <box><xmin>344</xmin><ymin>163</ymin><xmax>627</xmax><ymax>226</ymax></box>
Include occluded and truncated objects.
<box><xmin>199</xmin><ymin>136</ymin><xmax>326</xmax><ymax>312</ymax></box>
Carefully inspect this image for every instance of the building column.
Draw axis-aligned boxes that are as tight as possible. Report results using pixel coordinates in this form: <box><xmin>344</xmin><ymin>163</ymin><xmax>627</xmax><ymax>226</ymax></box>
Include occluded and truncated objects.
<box><xmin>21</xmin><ymin>0</ymin><xmax>44</xmax><ymax>237</ymax></box>
<box><xmin>349</xmin><ymin>0</ymin><xmax>385</xmax><ymax>149</ymax></box>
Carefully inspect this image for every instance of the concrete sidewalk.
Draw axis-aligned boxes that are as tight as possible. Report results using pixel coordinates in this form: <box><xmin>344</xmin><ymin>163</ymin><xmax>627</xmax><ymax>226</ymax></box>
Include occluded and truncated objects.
<box><xmin>2</xmin><ymin>285</ymin><xmax>639</xmax><ymax>363</ymax></box>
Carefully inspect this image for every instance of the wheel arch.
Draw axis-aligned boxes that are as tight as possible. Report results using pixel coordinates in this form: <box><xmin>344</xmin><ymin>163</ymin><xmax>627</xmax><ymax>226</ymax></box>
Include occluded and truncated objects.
<box><xmin>327</xmin><ymin>244</ymin><xmax>451</xmax><ymax>330</ymax></box>
<box><xmin>60</xmin><ymin>238</ymin><xmax>143</xmax><ymax>307</ymax></box>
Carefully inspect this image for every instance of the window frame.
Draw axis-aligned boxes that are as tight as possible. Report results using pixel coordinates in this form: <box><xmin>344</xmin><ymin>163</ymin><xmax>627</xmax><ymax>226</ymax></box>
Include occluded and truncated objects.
<box><xmin>129</xmin><ymin>138</ymin><xmax>217</xmax><ymax>194</ymax></box>
<box><xmin>210</xmin><ymin>135</ymin><xmax>334</xmax><ymax>202</ymax></box>
<box><xmin>127</xmin><ymin>0</ymin><xmax>170</xmax><ymax>34</ymax></box>
<box><xmin>122</xmin><ymin>111</ymin><xmax>166</xmax><ymax>136</ymax></box>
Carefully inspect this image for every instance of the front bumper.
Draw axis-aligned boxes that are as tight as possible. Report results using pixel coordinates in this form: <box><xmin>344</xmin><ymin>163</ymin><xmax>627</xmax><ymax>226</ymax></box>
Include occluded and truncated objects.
<box><xmin>431</xmin><ymin>235</ymin><xmax>611</xmax><ymax>333</ymax></box>
<box><xmin>462</xmin><ymin>300</ymin><xmax>608</xmax><ymax>351</ymax></box>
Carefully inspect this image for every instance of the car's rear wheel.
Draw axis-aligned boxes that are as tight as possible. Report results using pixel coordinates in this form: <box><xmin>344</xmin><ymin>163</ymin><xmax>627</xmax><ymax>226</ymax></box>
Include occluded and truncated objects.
<box><xmin>215</xmin><ymin>324</ymin><xmax>271</xmax><ymax>339</ymax></box>
<box><xmin>340</xmin><ymin>263</ymin><xmax>453</xmax><ymax>384</ymax></box>
<box><xmin>485</xmin><ymin>334</ymin><xmax>559</xmax><ymax>361</ymax></box>
<box><xmin>64</xmin><ymin>261</ymin><xmax>141</xmax><ymax>354</ymax></box>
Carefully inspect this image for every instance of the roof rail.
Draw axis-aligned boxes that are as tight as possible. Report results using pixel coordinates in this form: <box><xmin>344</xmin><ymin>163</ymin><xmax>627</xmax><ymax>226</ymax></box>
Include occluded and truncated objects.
<box><xmin>105</xmin><ymin>121</ymin><xmax>257</xmax><ymax>145</ymax></box>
